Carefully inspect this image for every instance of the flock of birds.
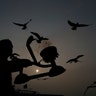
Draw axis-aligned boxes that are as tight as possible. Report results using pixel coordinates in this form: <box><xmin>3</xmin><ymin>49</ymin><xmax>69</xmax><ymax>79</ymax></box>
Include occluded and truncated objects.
<box><xmin>12</xmin><ymin>19</ymin><xmax>91</xmax><ymax>31</ymax></box>
<box><xmin>12</xmin><ymin>19</ymin><xmax>95</xmax><ymax>96</ymax></box>
<box><xmin>12</xmin><ymin>19</ymin><xmax>86</xmax><ymax>64</ymax></box>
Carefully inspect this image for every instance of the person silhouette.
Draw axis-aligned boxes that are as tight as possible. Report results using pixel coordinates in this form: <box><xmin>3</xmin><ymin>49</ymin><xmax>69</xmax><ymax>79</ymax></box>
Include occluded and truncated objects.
<box><xmin>0</xmin><ymin>39</ymin><xmax>15</xmax><ymax>96</ymax></box>
<box><xmin>26</xmin><ymin>36</ymin><xmax>66</xmax><ymax>77</ymax></box>
<box><xmin>14</xmin><ymin>35</ymin><xmax>66</xmax><ymax>84</ymax></box>
<box><xmin>14</xmin><ymin>36</ymin><xmax>53</xmax><ymax>85</ymax></box>
<box><xmin>40</xmin><ymin>46</ymin><xmax>66</xmax><ymax>77</ymax></box>
<box><xmin>40</xmin><ymin>46</ymin><xmax>58</xmax><ymax>66</ymax></box>
<box><xmin>26</xmin><ymin>35</ymin><xmax>53</xmax><ymax>68</ymax></box>
<box><xmin>0</xmin><ymin>36</ymin><xmax>65</xmax><ymax>96</ymax></box>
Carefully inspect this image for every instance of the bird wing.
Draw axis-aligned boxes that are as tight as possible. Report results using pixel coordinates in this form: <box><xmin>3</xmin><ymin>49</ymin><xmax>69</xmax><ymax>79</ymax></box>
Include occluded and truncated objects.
<box><xmin>76</xmin><ymin>55</ymin><xmax>84</xmax><ymax>59</ymax></box>
<box><xmin>30</xmin><ymin>32</ymin><xmax>41</xmax><ymax>39</ymax></box>
<box><xmin>68</xmin><ymin>20</ymin><xmax>76</xmax><ymax>26</ymax></box>
<box><xmin>66</xmin><ymin>59</ymin><xmax>74</xmax><ymax>63</ymax></box>
<box><xmin>77</xmin><ymin>23</ymin><xmax>89</xmax><ymax>27</ymax></box>
<box><xmin>42</xmin><ymin>37</ymin><xmax>49</xmax><ymax>40</ymax></box>
<box><xmin>66</xmin><ymin>60</ymin><xmax>70</xmax><ymax>63</ymax></box>
<box><xmin>25</xmin><ymin>19</ymin><xmax>32</xmax><ymax>25</ymax></box>
<box><xmin>13</xmin><ymin>22</ymin><xmax>24</xmax><ymax>26</ymax></box>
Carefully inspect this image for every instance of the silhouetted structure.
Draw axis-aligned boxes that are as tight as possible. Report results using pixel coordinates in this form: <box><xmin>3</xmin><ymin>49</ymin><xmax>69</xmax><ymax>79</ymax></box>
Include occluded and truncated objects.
<box><xmin>68</xmin><ymin>20</ymin><xmax>90</xmax><ymax>30</ymax></box>
<box><xmin>30</xmin><ymin>31</ymin><xmax>49</xmax><ymax>43</ymax></box>
<box><xmin>66</xmin><ymin>54</ymin><xmax>84</xmax><ymax>63</ymax></box>
<box><xmin>83</xmin><ymin>81</ymin><xmax>96</xmax><ymax>96</ymax></box>
<box><xmin>13</xmin><ymin>19</ymin><xmax>32</xmax><ymax>30</ymax></box>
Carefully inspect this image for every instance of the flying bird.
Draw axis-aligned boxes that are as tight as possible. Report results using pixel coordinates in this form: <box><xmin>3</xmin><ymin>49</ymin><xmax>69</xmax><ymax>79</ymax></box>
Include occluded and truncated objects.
<box><xmin>66</xmin><ymin>54</ymin><xmax>84</xmax><ymax>63</ymax></box>
<box><xmin>30</xmin><ymin>32</ymin><xmax>49</xmax><ymax>43</ymax></box>
<box><xmin>12</xmin><ymin>19</ymin><xmax>32</xmax><ymax>30</ymax></box>
<box><xmin>68</xmin><ymin>20</ymin><xmax>90</xmax><ymax>30</ymax></box>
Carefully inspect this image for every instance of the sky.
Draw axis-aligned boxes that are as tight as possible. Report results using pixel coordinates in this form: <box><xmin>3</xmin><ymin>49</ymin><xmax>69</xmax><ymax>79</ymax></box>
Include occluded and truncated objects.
<box><xmin>0</xmin><ymin>0</ymin><xmax>96</xmax><ymax>96</ymax></box>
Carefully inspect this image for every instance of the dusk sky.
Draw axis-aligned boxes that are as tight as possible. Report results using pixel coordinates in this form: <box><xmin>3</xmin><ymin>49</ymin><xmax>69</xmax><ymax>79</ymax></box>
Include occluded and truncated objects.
<box><xmin>0</xmin><ymin>0</ymin><xmax>96</xmax><ymax>96</ymax></box>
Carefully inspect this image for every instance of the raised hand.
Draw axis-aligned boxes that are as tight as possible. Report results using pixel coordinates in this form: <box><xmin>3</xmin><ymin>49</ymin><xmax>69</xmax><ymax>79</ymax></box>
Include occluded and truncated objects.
<box><xmin>26</xmin><ymin>35</ymin><xmax>35</xmax><ymax>46</ymax></box>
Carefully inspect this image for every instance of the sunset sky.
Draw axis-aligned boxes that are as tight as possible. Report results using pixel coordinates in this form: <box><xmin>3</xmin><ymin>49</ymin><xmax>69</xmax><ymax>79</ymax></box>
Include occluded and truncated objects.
<box><xmin>0</xmin><ymin>0</ymin><xmax>96</xmax><ymax>96</ymax></box>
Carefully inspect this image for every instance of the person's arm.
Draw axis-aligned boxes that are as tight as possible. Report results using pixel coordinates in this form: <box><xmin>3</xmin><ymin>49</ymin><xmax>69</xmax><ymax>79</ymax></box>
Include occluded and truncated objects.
<box><xmin>26</xmin><ymin>36</ymin><xmax>37</xmax><ymax>64</ymax></box>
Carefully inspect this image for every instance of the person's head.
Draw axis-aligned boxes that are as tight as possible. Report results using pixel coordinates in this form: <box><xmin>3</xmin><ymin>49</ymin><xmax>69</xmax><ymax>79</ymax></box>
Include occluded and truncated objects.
<box><xmin>0</xmin><ymin>39</ymin><xmax>13</xmax><ymax>59</ymax></box>
<box><xmin>40</xmin><ymin>46</ymin><xmax>59</xmax><ymax>63</ymax></box>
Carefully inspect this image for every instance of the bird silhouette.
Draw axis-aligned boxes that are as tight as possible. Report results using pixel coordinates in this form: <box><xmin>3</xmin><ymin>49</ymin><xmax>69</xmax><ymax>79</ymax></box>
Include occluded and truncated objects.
<box><xmin>30</xmin><ymin>32</ymin><xmax>49</xmax><ymax>43</ymax></box>
<box><xmin>12</xmin><ymin>19</ymin><xmax>32</xmax><ymax>30</ymax></box>
<box><xmin>66</xmin><ymin>54</ymin><xmax>84</xmax><ymax>63</ymax></box>
<box><xmin>68</xmin><ymin>20</ymin><xmax>90</xmax><ymax>30</ymax></box>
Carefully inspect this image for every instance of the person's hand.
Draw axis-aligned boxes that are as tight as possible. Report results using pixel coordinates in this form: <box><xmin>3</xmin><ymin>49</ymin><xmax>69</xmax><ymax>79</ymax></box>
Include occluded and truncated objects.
<box><xmin>26</xmin><ymin>36</ymin><xmax>35</xmax><ymax>46</ymax></box>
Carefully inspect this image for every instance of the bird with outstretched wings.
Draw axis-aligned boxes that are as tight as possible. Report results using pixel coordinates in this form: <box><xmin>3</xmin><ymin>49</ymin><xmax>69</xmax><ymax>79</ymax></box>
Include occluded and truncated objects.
<box><xmin>12</xmin><ymin>19</ymin><xmax>32</xmax><ymax>30</ymax></box>
<box><xmin>68</xmin><ymin>20</ymin><xmax>90</xmax><ymax>30</ymax></box>
<box><xmin>30</xmin><ymin>32</ymin><xmax>49</xmax><ymax>43</ymax></box>
<box><xmin>66</xmin><ymin>54</ymin><xmax>84</xmax><ymax>63</ymax></box>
